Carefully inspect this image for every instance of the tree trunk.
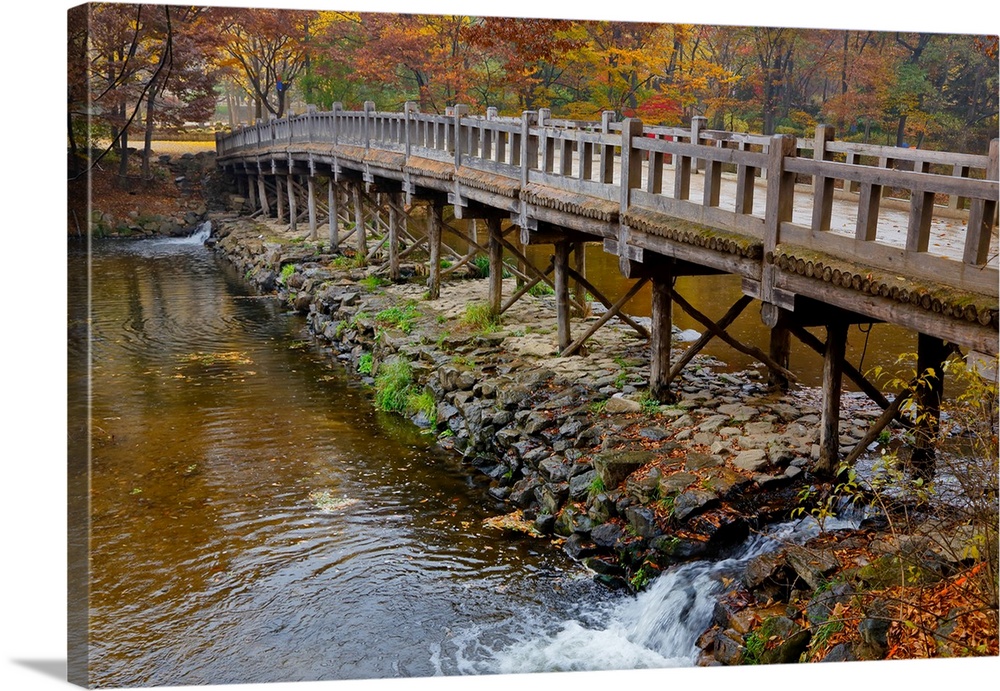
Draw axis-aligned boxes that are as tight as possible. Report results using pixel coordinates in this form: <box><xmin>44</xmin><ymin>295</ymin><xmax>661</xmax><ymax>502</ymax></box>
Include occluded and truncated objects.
<box><xmin>142</xmin><ymin>76</ymin><xmax>160</xmax><ymax>180</ymax></box>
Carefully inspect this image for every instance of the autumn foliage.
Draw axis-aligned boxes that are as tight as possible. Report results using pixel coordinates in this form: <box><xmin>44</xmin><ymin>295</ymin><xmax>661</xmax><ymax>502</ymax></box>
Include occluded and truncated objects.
<box><xmin>70</xmin><ymin>3</ymin><xmax>999</xmax><ymax>180</ymax></box>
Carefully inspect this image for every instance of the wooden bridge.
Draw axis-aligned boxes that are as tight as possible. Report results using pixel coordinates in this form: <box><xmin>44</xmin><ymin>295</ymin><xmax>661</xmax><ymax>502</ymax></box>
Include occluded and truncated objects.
<box><xmin>215</xmin><ymin>102</ymin><xmax>998</xmax><ymax>476</ymax></box>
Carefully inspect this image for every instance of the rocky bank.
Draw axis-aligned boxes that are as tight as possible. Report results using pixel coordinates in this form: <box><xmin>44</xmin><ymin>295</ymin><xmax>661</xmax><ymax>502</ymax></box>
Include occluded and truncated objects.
<box><xmin>203</xmin><ymin>214</ymin><xmax>997</xmax><ymax>665</ymax></box>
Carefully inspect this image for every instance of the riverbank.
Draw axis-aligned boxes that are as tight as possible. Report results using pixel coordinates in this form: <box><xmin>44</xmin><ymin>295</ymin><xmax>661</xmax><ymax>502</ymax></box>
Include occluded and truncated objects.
<box><xmin>206</xmin><ymin>213</ymin><xmax>998</xmax><ymax>666</ymax></box>
<box><xmin>68</xmin><ymin>149</ymin><xmax>223</xmax><ymax>237</ymax></box>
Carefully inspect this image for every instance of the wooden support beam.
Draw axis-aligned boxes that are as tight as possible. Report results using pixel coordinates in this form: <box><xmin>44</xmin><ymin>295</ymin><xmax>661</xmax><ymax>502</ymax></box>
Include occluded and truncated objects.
<box><xmin>817</xmin><ymin>321</ymin><xmax>848</xmax><ymax>475</ymax></box>
<box><xmin>366</xmin><ymin>234</ymin><xmax>389</xmax><ymax>261</ymax></box>
<box><xmin>276</xmin><ymin>176</ymin><xmax>285</xmax><ymax>224</ymax></box>
<box><xmin>307</xmin><ymin>176</ymin><xmax>317</xmax><ymax>240</ymax></box>
<box><xmin>562</xmin><ymin>278</ymin><xmax>649</xmax><ymax>357</ymax></box>
<box><xmin>286</xmin><ymin>174</ymin><xmax>298</xmax><ymax>231</ymax></box>
<box><xmin>388</xmin><ymin>191</ymin><xmax>401</xmax><ymax>281</ymax></box>
<box><xmin>669</xmin><ymin>288</ymin><xmax>798</xmax><ymax>383</ymax></box>
<box><xmin>427</xmin><ymin>199</ymin><xmax>443</xmax><ymax>299</ymax></box>
<box><xmin>565</xmin><ymin>266</ymin><xmax>649</xmax><ymax>339</ymax></box>
<box><xmin>554</xmin><ymin>241</ymin><xmax>572</xmax><ymax>351</ymax></box>
<box><xmin>501</xmin><ymin>259</ymin><xmax>553</xmax><ymax>315</ymax></box>
<box><xmin>328</xmin><ymin>178</ymin><xmax>339</xmax><ymax>250</ymax></box>
<box><xmin>666</xmin><ymin>295</ymin><xmax>753</xmax><ymax>386</ymax></box>
<box><xmin>768</xmin><ymin>308</ymin><xmax>792</xmax><ymax>391</ymax></box>
<box><xmin>649</xmin><ymin>269</ymin><xmax>674</xmax><ymax>402</ymax></box>
<box><xmin>352</xmin><ymin>181</ymin><xmax>367</xmax><ymax>262</ymax></box>
<box><xmin>248</xmin><ymin>173</ymin><xmax>258</xmax><ymax>211</ymax></box>
<box><xmin>497</xmin><ymin>234</ymin><xmax>582</xmax><ymax>311</ymax></box>
<box><xmin>910</xmin><ymin>333</ymin><xmax>947</xmax><ymax>480</ymax></box>
<box><xmin>487</xmin><ymin>216</ymin><xmax>503</xmax><ymax>319</ymax></box>
<box><xmin>841</xmin><ymin>390</ymin><xmax>908</xmax><ymax>470</ymax></box>
<box><xmin>787</xmin><ymin>322</ymin><xmax>897</xmax><ymax>415</ymax></box>
<box><xmin>257</xmin><ymin>174</ymin><xmax>270</xmax><ymax>217</ymax></box>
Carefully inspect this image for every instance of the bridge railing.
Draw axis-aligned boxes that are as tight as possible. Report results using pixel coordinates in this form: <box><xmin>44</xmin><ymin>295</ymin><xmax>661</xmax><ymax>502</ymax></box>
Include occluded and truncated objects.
<box><xmin>455</xmin><ymin>108</ymin><xmax>522</xmax><ymax>178</ymax></box>
<box><xmin>217</xmin><ymin>105</ymin><xmax>998</xmax><ymax>299</ymax></box>
<box><xmin>770</xmin><ymin>134</ymin><xmax>999</xmax><ymax>296</ymax></box>
<box><xmin>629</xmin><ymin>124</ymin><xmax>771</xmax><ymax>239</ymax></box>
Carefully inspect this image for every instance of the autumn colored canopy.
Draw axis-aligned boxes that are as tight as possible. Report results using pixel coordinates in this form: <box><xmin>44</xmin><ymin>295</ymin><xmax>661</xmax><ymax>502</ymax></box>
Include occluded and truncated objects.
<box><xmin>69</xmin><ymin>3</ymin><xmax>999</xmax><ymax>166</ymax></box>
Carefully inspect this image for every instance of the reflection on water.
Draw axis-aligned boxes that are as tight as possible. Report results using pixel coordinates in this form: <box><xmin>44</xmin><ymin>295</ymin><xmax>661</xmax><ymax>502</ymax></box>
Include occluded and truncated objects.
<box><xmin>76</xmin><ymin>235</ymin><xmax>608</xmax><ymax>687</ymax></box>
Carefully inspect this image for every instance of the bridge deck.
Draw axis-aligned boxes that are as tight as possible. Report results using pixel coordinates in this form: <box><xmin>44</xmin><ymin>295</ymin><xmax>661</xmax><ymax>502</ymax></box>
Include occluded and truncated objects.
<box><xmin>216</xmin><ymin>105</ymin><xmax>999</xmax><ymax>358</ymax></box>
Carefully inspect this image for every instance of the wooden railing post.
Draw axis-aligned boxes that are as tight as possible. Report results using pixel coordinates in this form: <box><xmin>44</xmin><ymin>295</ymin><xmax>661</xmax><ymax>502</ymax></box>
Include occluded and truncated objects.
<box><xmin>964</xmin><ymin>138</ymin><xmax>999</xmax><ymax>266</ymax></box>
<box><xmin>811</xmin><ymin>124</ymin><xmax>836</xmax><ymax>231</ymax></box>
<box><xmin>949</xmin><ymin>164</ymin><xmax>971</xmax><ymax>211</ymax></box>
<box><xmin>619</xmin><ymin>117</ymin><xmax>645</xmax><ymax>277</ymax></box>
<box><xmin>735</xmin><ymin>138</ymin><xmax>756</xmax><ymax>214</ymax></box>
<box><xmin>404</xmin><ymin>101</ymin><xmax>417</xmax><ymax>158</ymax></box>
<box><xmin>331</xmin><ymin>102</ymin><xmax>342</xmax><ymax>145</ymax></box>
<box><xmin>363</xmin><ymin>101</ymin><xmax>375</xmax><ymax>150</ymax></box>
<box><xmin>691</xmin><ymin>115</ymin><xmax>707</xmax><ymax>174</ymax></box>
<box><xmin>453</xmin><ymin>104</ymin><xmax>469</xmax><ymax>166</ymax></box>
<box><xmin>599</xmin><ymin>111</ymin><xmax>616</xmax><ymax>183</ymax></box>
<box><xmin>538</xmin><ymin>108</ymin><xmax>553</xmax><ymax>173</ymax></box>
<box><xmin>520</xmin><ymin>110</ymin><xmax>538</xmax><ymax>186</ymax></box>
<box><xmin>762</xmin><ymin>134</ymin><xmax>798</xmax><ymax>306</ymax></box>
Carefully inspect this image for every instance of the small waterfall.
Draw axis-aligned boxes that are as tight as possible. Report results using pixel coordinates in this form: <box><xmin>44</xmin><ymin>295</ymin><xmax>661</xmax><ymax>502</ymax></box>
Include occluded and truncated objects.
<box><xmin>460</xmin><ymin>514</ymin><xmax>862</xmax><ymax>675</ymax></box>
<box><xmin>181</xmin><ymin>220</ymin><xmax>212</xmax><ymax>244</ymax></box>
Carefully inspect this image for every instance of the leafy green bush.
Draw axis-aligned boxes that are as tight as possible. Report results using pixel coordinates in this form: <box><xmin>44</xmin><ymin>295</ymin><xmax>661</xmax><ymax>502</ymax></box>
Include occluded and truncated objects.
<box><xmin>528</xmin><ymin>281</ymin><xmax>555</xmax><ymax>297</ymax></box>
<box><xmin>472</xmin><ymin>255</ymin><xmax>491</xmax><ymax>277</ymax></box>
<box><xmin>373</xmin><ymin>358</ymin><xmax>413</xmax><ymax>413</ymax></box>
<box><xmin>357</xmin><ymin>353</ymin><xmax>373</xmax><ymax>375</ymax></box>
<box><xmin>460</xmin><ymin>301</ymin><xmax>500</xmax><ymax>333</ymax></box>
<box><xmin>375</xmin><ymin>303</ymin><xmax>421</xmax><ymax>334</ymax></box>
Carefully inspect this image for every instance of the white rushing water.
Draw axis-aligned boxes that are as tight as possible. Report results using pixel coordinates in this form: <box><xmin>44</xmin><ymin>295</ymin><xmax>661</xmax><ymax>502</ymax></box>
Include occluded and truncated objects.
<box><xmin>446</xmin><ymin>514</ymin><xmax>863</xmax><ymax>675</ymax></box>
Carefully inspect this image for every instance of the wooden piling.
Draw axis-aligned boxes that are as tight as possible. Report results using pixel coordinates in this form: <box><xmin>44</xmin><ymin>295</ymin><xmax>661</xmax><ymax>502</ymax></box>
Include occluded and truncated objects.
<box><xmin>818</xmin><ymin>322</ymin><xmax>848</xmax><ymax>475</ymax></box>
<box><xmin>388</xmin><ymin>192</ymin><xmax>402</xmax><ymax>282</ymax></box>
<box><xmin>554</xmin><ymin>241</ymin><xmax>572</xmax><ymax>351</ymax></box>
<box><xmin>767</xmin><ymin>308</ymin><xmax>792</xmax><ymax>391</ymax></box>
<box><xmin>256</xmin><ymin>174</ymin><xmax>270</xmax><ymax>217</ymax></box>
<box><xmin>248</xmin><ymin>173</ymin><xmax>258</xmax><ymax>211</ymax></box>
<box><xmin>649</xmin><ymin>267</ymin><xmax>674</xmax><ymax>402</ymax></box>
<box><xmin>275</xmin><ymin>175</ymin><xmax>285</xmax><ymax>224</ymax></box>
<box><xmin>286</xmin><ymin>174</ymin><xmax>297</xmax><ymax>231</ymax></box>
<box><xmin>328</xmin><ymin>178</ymin><xmax>339</xmax><ymax>250</ymax></box>
<box><xmin>307</xmin><ymin>175</ymin><xmax>317</xmax><ymax>240</ymax></box>
<box><xmin>487</xmin><ymin>216</ymin><xmax>503</xmax><ymax>319</ymax></box>
<box><xmin>427</xmin><ymin>200</ymin><xmax>443</xmax><ymax>299</ymax></box>
<box><xmin>352</xmin><ymin>181</ymin><xmax>367</xmax><ymax>261</ymax></box>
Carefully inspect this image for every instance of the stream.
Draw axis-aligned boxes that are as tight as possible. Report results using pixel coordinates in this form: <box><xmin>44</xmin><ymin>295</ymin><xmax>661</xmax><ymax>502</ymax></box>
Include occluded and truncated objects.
<box><xmin>73</xmin><ymin>227</ymin><xmax>862</xmax><ymax>687</ymax></box>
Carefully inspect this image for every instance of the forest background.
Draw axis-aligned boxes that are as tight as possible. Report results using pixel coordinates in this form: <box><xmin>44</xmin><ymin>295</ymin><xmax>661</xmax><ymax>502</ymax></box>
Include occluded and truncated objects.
<box><xmin>2</xmin><ymin>4</ymin><xmax>998</xmax><ymax>691</ymax></box>
<box><xmin>69</xmin><ymin>0</ymin><xmax>998</xmax><ymax>185</ymax></box>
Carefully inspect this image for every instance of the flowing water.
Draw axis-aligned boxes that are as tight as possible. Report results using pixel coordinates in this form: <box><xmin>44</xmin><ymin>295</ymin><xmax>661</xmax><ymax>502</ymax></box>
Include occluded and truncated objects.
<box><xmin>72</xmin><ymin>226</ymin><xmax>863</xmax><ymax>687</ymax></box>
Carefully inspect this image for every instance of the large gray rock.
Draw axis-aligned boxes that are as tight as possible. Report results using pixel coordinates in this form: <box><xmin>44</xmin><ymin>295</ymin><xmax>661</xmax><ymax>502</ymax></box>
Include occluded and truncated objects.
<box><xmin>673</xmin><ymin>489</ymin><xmax>718</xmax><ymax>521</ymax></box>
<box><xmin>593</xmin><ymin>449</ymin><xmax>656</xmax><ymax>489</ymax></box>
<box><xmin>786</xmin><ymin>545</ymin><xmax>840</xmax><ymax>590</ymax></box>
<box><xmin>604</xmin><ymin>395</ymin><xmax>642</xmax><ymax>414</ymax></box>
<box><xmin>760</xmin><ymin>617</ymin><xmax>811</xmax><ymax>664</ymax></box>
<box><xmin>659</xmin><ymin>471</ymin><xmax>698</xmax><ymax>495</ymax></box>
<box><xmin>733</xmin><ymin>449</ymin><xmax>769</xmax><ymax>473</ymax></box>
<box><xmin>625</xmin><ymin>506</ymin><xmax>660</xmax><ymax>539</ymax></box>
